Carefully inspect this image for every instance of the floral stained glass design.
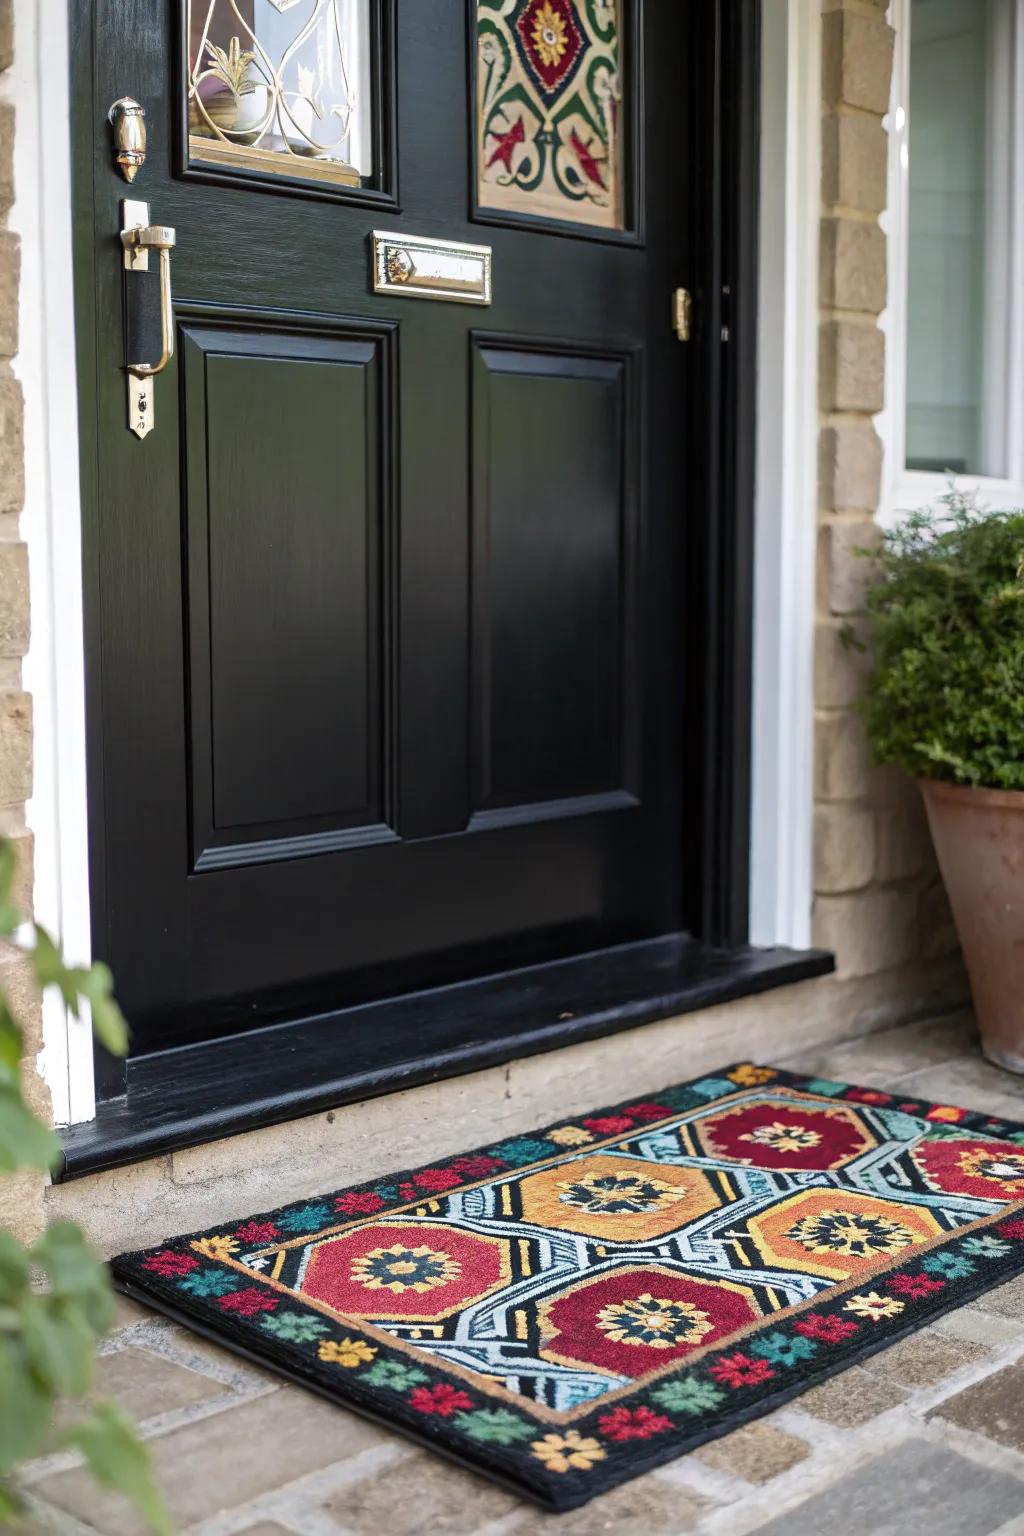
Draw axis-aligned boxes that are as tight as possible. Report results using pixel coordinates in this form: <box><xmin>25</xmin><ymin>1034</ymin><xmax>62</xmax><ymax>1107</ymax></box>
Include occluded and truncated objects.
<box><xmin>187</xmin><ymin>0</ymin><xmax>374</xmax><ymax>190</ymax></box>
<box><xmin>476</xmin><ymin>0</ymin><xmax>625</xmax><ymax>231</ymax></box>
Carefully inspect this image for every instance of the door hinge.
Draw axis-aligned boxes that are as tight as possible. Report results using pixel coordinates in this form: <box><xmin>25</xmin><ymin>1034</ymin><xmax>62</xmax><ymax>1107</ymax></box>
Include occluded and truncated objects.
<box><xmin>672</xmin><ymin>287</ymin><xmax>692</xmax><ymax>342</ymax></box>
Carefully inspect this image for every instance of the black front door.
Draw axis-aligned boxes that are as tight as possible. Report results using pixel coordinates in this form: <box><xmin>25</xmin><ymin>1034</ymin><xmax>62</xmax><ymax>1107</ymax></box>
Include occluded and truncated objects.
<box><xmin>76</xmin><ymin>1</ymin><xmax>720</xmax><ymax>1065</ymax></box>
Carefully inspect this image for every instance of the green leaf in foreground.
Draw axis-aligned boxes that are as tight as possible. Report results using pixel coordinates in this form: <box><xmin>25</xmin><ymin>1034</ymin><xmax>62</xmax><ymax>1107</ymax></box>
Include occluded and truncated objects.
<box><xmin>0</xmin><ymin>1230</ymin><xmax>29</xmax><ymax>1301</ymax></box>
<box><xmin>77</xmin><ymin>967</ymin><xmax>129</xmax><ymax>1057</ymax></box>
<box><xmin>65</xmin><ymin>1404</ymin><xmax>172</xmax><ymax>1536</ymax></box>
<box><xmin>0</xmin><ymin>1080</ymin><xmax>60</xmax><ymax>1173</ymax></box>
<box><xmin>0</xmin><ymin>1337</ymin><xmax>52</xmax><ymax>1475</ymax></box>
<box><xmin>0</xmin><ymin>838</ymin><xmax>166</xmax><ymax>1531</ymax></box>
<box><xmin>21</xmin><ymin>1296</ymin><xmax>97</xmax><ymax>1398</ymax></box>
<box><xmin>31</xmin><ymin>1223</ymin><xmax>114</xmax><ymax>1337</ymax></box>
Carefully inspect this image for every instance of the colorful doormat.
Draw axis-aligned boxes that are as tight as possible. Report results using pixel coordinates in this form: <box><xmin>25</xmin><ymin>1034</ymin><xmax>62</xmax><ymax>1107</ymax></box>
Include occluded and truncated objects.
<box><xmin>112</xmin><ymin>1064</ymin><xmax>1024</xmax><ymax>1511</ymax></box>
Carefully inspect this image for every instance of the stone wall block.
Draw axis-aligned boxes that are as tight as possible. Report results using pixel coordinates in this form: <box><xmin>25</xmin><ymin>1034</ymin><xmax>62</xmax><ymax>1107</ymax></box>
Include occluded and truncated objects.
<box><xmin>820</xmin><ymin>217</ymin><xmax>886</xmax><ymax>314</ymax></box>
<box><xmin>822</xmin><ymin>115</ymin><xmax>888</xmax><ymax>214</ymax></box>
<box><xmin>815</xmin><ymin>621</ymin><xmax>871</xmax><ymax>710</ymax></box>
<box><xmin>0</xmin><ymin>689</ymin><xmax>31</xmax><ymax>805</ymax></box>
<box><xmin>0</xmin><ymin>364</ymin><xmax>23</xmax><ymax>515</ymax></box>
<box><xmin>0</xmin><ymin>940</ymin><xmax>42</xmax><ymax>1054</ymax></box>
<box><xmin>921</xmin><ymin>879</ymin><xmax>960</xmax><ymax>960</ymax></box>
<box><xmin>0</xmin><ymin>541</ymin><xmax>29</xmax><ymax>656</ymax></box>
<box><xmin>0</xmin><ymin>0</ymin><xmax>11</xmax><ymax>74</ymax></box>
<box><xmin>815</xmin><ymin>709</ymin><xmax>874</xmax><ymax>801</ymax></box>
<box><xmin>818</xmin><ymin>516</ymin><xmax>880</xmax><ymax>616</ymax></box>
<box><xmin>813</xmin><ymin>887</ymin><xmax>918</xmax><ymax>976</ymax></box>
<box><xmin>819</xmin><ymin>420</ymin><xmax>882</xmax><ymax>512</ymax></box>
<box><xmin>822</xmin><ymin>10</ymin><xmax>895</xmax><ymax>114</ymax></box>
<box><xmin>814</xmin><ymin>803</ymin><xmax>876</xmax><ymax>893</ymax></box>
<box><xmin>0</xmin><ymin>103</ymin><xmax>12</xmax><ymax>218</ymax></box>
<box><xmin>820</xmin><ymin>318</ymin><xmax>885</xmax><ymax>414</ymax></box>
<box><xmin>0</xmin><ymin>1166</ymin><xmax>46</xmax><ymax>1245</ymax></box>
<box><xmin>0</xmin><ymin>228</ymin><xmax>17</xmax><ymax>359</ymax></box>
<box><xmin>875</xmin><ymin>800</ymin><xmax>932</xmax><ymax>883</ymax></box>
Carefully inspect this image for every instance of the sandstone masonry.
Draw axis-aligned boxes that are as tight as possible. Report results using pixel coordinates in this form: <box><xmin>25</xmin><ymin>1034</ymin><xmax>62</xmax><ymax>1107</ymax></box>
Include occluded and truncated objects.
<box><xmin>813</xmin><ymin>0</ymin><xmax>964</xmax><ymax>1001</ymax></box>
<box><xmin>0</xmin><ymin>0</ymin><xmax>46</xmax><ymax>1245</ymax></box>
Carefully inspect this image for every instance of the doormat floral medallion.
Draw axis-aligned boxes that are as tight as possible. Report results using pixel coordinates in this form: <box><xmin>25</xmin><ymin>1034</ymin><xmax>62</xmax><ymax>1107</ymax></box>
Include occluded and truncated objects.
<box><xmin>112</xmin><ymin>1064</ymin><xmax>1024</xmax><ymax>1511</ymax></box>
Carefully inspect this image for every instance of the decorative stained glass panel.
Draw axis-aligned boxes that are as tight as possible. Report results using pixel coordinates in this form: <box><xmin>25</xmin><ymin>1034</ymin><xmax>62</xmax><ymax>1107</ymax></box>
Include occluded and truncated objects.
<box><xmin>187</xmin><ymin>0</ymin><xmax>374</xmax><ymax>191</ymax></box>
<box><xmin>476</xmin><ymin>0</ymin><xmax>626</xmax><ymax>232</ymax></box>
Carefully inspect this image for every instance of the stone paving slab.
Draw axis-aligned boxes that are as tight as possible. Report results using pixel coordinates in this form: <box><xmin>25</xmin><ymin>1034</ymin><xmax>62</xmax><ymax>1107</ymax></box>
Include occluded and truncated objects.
<box><xmin>930</xmin><ymin>1366</ymin><xmax>1024</xmax><ymax>1457</ymax></box>
<box><xmin>745</xmin><ymin>1438</ymin><xmax>1024</xmax><ymax>1536</ymax></box>
<box><xmin>505</xmin><ymin>1472</ymin><xmax>709</xmax><ymax>1535</ymax></box>
<box><xmin>18</xmin><ymin>1011</ymin><xmax>1024</xmax><ymax>1536</ymax></box>
<box><xmin>693</xmin><ymin>1423</ymin><xmax>809</xmax><ymax>1485</ymax></box>
<box><xmin>859</xmin><ymin>1330</ymin><xmax>986</xmax><ymax>1390</ymax></box>
<box><xmin>782</xmin><ymin>1013</ymin><xmax>979</xmax><ymax>1082</ymax></box>
<box><xmin>797</xmin><ymin>1364</ymin><xmax>908</xmax><ymax>1427</ymax></box>
<box><xmin>38</xmin><ymin>1390</ymin><xmax>389</xmax><ymax>1534</ymax></box>
<box><xmin>321</xmin><ymin>1448</ymin><xmax>522</xmax><ymax>1535</ymax></box>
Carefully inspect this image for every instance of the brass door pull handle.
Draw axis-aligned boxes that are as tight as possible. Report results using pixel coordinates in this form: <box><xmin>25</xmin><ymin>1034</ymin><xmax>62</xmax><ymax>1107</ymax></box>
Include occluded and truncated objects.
<box><xmin>121</xmin><ymin>224</ymin><xmax>176</xmax><ymax>376</ymax></box>
<box><xmin>120</xmin><ymin>199</ymin><xmax>177</xmax><ymax>438</ymax></box>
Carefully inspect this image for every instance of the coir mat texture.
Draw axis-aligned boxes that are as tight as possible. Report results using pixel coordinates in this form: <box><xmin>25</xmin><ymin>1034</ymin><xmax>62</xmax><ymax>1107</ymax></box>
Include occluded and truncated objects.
<box><xmin>111</xmin><ymin>1063</ymin><xmax>1024</xmax><ymax>1511</ymax></box>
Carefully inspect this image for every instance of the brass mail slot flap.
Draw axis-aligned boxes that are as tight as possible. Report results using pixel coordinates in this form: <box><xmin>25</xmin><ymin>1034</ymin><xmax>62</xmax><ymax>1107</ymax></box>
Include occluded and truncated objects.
<box><xmin>372</xmin><ymin>230</ymin><xmax>492</xmax><ymax>306</ymax></box>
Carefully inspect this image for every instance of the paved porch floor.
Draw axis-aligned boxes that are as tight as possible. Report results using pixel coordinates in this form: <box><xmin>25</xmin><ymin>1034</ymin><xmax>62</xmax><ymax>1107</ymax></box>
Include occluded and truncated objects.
<box><xmin>18</xmin><ymin>1011</ymin><xmax>1024</xmax><ymax>1536</ymax></box>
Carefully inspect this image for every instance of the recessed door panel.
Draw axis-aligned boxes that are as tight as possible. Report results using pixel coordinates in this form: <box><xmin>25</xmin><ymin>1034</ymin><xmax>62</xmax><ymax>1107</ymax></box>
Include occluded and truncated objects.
<box><xmin>471</xmin><ymin>340</ymin><xmax>639</xmax><ymax>825</ymax></box>
<box><xmin>181</xmin><ymin>319</ymin><xmax>394</xmax><ymax>872</ymax></box>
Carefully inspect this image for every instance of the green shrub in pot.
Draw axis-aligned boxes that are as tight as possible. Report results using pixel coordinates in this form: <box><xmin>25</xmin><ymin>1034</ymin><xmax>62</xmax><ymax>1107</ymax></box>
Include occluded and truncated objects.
<box><xmin>861</xmin><ymin>488</ymin><xmax>1024</xmax><ymax>1070</ymax></box>
<box><xmin>862</xmin><ymin>488</ymin><xmax>1024</xmax><ymax>788</ymax></box>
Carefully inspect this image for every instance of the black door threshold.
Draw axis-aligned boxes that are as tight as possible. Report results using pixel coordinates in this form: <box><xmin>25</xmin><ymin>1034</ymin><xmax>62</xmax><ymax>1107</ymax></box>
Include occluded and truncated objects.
<box><xmin>56</xmin><ymin>934</ymin><xmax>833</xmax><ymax>1180</ymax></box>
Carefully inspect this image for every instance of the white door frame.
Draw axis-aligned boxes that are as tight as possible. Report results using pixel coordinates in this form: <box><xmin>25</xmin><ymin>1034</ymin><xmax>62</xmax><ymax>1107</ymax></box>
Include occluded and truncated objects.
<box><xmin>6</xmin><ymin>0</ymin><xmax>94</xmax><ymax>1124</ymax></box>
<box><xmin>15</xmin><ymin>0</ymin><xmax>820</xmax><ymax>1127</ymax></box>
<box><xmin>749</xmin><ymin>0</ymin><xmax>820</xmax><ymax>950</ymax></box>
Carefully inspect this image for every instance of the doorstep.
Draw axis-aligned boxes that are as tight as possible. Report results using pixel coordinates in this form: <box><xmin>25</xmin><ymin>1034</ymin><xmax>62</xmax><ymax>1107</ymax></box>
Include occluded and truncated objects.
<box><xmin>56</xmin><ymin>934</ymin><xmax>832</xmax><ymax>1181</ymax></box>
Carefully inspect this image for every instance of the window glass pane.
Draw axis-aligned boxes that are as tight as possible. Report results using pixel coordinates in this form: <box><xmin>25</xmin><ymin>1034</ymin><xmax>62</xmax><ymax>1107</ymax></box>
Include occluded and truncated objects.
<box><xmin>906</xmin><ymin>0</ymin><xmax>992</xmax><ymax>474</ymax></box>
<box><xmin>476</xmin><ymin>0</ymin><xmax>626</xmax><ymax>232</ymax></box>
<box><xmin>188</xmin><ymin>0</ymin><xmax>374</xmax><ymax>190</ymax></box>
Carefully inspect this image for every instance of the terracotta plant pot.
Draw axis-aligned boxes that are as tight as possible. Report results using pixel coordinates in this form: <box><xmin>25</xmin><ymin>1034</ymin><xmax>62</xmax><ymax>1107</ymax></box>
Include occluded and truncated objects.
<box><xmin>920</xmin><ymin>779</ymin><xmax>1024</xmax><ymax>1073</ymax></box>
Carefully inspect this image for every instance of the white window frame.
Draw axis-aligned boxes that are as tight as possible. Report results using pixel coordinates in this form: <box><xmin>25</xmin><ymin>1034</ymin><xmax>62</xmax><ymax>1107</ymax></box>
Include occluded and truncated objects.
<box><xmin>19</xmin><ymin>0</ymin><xmax>820</xmax><ymax>1126</ymax></box>
<box><xmin>879</xmin><ymin>0</ymin><xmax>1024</xmax><ymax>524</ymax></box>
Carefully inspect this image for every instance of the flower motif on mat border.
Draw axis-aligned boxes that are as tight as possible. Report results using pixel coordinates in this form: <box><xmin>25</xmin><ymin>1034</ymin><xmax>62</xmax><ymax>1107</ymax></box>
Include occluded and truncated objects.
<box><xmin>114</xmin><ymin>1064</ymin><xmax>1024</xmax><ymax>1510</ymax></box>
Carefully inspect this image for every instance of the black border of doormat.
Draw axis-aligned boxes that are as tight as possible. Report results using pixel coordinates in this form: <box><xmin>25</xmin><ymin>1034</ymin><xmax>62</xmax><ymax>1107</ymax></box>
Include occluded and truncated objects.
<box><xmin>111</xmin><ymin>1062</ymin><xmax>1024</xmax><ymax>1512</ymax></box>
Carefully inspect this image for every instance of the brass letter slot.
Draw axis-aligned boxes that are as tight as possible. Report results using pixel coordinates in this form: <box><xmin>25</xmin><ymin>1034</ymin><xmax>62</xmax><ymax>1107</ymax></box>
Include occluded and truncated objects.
<box><xmin>372</xmin><ymin>231</ymin><xmax>492</xmax><ymax>306</ymax></box>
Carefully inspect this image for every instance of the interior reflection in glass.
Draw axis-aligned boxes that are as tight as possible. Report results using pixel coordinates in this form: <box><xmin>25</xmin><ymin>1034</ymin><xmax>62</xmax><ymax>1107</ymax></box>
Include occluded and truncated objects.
<box><xmin>187</xmin><ymin>0</ymin><xmax>373</xmax><ymax>188</ymax></box>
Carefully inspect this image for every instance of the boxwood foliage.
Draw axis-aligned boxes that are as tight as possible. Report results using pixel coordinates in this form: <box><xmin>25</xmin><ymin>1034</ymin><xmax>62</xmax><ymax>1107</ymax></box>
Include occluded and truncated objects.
<box><xmin>862</xmin><ymin>489</ymin><xmax>1024</xmax><ymax>790</ymax></box>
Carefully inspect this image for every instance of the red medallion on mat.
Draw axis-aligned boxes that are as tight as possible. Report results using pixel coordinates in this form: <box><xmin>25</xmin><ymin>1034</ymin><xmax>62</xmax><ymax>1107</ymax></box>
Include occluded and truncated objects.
<box><xmin>300</xmin><ymin>1221</ymin><xmax>513</xmax><ymax>1321</ymax></box>
<box><xmin>537</xmin><ymin>1265</ymin><xmax>760</xmax><ymax>1380</ymax></box>
<box><xmin>686</xmin><ymin>1097</ymin><xmax>877</xmax><ymax>1170</ymax></box>
<box><xmin>912</xmin><ymin>1139</ymin><xmax>1024</xmax><ymax>1201</ymax></box>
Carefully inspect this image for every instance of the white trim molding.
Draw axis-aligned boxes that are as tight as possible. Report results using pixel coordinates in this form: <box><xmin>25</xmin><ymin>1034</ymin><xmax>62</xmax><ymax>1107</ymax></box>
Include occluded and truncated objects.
<box><xmin>6</xmin><ymin>0</ymin><xmax>94</xmax><ymax>1125</ymax></box>
<box><xmin>749</xmin><ymin>0</ymin><xmax>820</xmax><ymax>950</ymax></box>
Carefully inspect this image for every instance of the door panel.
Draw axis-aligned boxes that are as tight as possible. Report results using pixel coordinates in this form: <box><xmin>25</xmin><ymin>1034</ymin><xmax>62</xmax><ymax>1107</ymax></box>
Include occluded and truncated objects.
<box><xmin>79</xmin><ymin>0</ymin><xmax>697</xmax><ymax>1059</ymax></box>
<box><xmin>470</xmin><ymin>341</ymin><xmax>637</xmax><ymax>818</ymax></box>
<box><xmin>181</xmin><ymin>320</ymin><xmax>394</xmax><ymax>872</ymax></box>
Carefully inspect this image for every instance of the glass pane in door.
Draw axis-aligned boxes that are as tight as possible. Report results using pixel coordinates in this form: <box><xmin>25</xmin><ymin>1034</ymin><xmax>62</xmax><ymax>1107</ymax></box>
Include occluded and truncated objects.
<box><xmin>476</xmin><ymin>0</ymin><xmax>626</xmax><ymax>232</ymax></box>
<box><xmin>188</xmin><ymin>0</ymin><xmax>374</xmax><ymax>189</ymax></box>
